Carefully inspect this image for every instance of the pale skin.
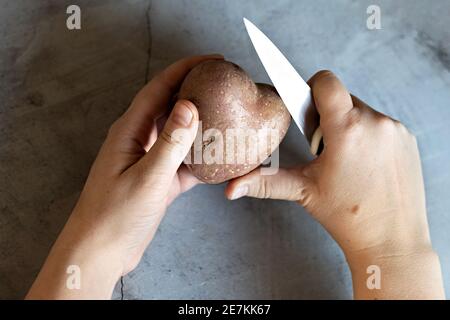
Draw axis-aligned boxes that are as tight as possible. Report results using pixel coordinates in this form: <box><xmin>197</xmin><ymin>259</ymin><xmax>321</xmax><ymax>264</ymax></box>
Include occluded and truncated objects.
<box><xmin>26</xmin><ymin>55</ymin><xmax>445</xmax><ymax>300</ymax></box>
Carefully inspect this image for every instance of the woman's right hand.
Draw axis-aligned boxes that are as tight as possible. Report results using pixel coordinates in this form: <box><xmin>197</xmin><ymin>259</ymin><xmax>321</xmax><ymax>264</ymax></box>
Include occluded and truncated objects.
<box><xmin>226</xmin><ymin>70</ymin><xmax>445</xmax><ymax>299</ymax></box>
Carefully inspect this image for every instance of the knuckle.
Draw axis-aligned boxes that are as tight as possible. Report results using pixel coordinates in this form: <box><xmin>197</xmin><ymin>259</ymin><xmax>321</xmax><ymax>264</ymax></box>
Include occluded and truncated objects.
<box><xmin>160</xmin><ymin>129</ymin><xmax>174</xmax><ymax>145</ymax></box>
<box><xmin>397</xmin><ymin>121</ymin><xmax>415</xmax><ymax>138</ymax></box>
<box><xmin>376</xmin><ymin>115</ymin><xmax>396</xmax><ymax>130</ymax></box>
<box><xmin>376</xmin><ymin>115</ymin><xmax>414</xmax><ymax>139</ymax></box>
<box><xmin>343</xmin><ymin>107</ymin><xmax>362</xmax><ymax>130</ymax></box>
<box><xmin>159</xmin><ymin>128</ymin><xmax>190</xmax><ymax>162</ymax></box>
<box><xmin>392</xmin><ymin>118</ymin><xmax>406</xmax><ymax>130</ymax></box>
<box><xmin>373</xmin><ymin>115</ymin><xmax>420</xmax><ymax>146</ymax></box>
<box><xmin>297</xmin><ymin>187</ymin><xmax>313</xmax><ymax>208</ymax></box>
<box><xmin>256</xmin><ymin>178</ymin><xmax>271</xmax><ymax>199</ymax></box>
<box><xmin>372</xmin><ymin>115</ymin><xmax>398</xmax><ymax>138</ymax></box>
<box><xmin>292</xmin><ymin>169</ymin><xmax>313</xmax><ymax>206</ymax></box>
<box><xmin>338</xmin><ymin>108</ymin><xmax>363</xmax><ymax>141</ymax></box>
<box><xmin>160</xmin><ymin>128</ymin><xmax>184</xmax><ymax>148</ymax></box>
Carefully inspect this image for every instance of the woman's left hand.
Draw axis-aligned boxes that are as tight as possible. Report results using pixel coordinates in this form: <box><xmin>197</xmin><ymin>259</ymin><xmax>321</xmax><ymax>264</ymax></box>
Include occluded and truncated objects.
<box><xmin>27</xmin><ymin>54</ymin><xmax>223</xmax><ymax>299</ymax></box>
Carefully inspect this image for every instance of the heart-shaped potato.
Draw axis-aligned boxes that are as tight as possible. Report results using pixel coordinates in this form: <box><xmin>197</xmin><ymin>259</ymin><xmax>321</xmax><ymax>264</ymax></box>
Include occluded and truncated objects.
<box><xmin>179</xmin><ymin>60</ymin><xmax>291</xmax><ymax>184</ymax></box>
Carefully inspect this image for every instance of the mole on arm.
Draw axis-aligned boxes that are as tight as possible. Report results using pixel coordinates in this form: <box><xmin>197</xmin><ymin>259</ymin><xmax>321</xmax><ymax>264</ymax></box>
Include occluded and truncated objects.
<box><xmin>351</xmin><ymin>204</ymin><xmax>359</xmax><ymax>214</ymax></box>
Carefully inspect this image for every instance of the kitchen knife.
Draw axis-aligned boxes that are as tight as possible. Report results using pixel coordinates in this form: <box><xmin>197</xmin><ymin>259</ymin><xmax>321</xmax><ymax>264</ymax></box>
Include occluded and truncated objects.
<box><xmin>243</xmin><ymin>18</ymin><xmax>323</xmax><ymax>155</ymax></box>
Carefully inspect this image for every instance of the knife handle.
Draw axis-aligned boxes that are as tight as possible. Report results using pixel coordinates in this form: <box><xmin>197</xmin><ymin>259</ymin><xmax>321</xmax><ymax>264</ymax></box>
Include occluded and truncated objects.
<box><xmin>310</xmin><ymin>126</ymin><xmax>324</xmax><ymax>156</ymax></box>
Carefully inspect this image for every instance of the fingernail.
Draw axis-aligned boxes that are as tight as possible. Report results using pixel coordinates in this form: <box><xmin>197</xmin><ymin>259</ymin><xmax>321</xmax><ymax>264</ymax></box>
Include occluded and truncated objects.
<box><xmin>172</xmin><ymin>102</ymin><xmax>194</xmax><ymax>127</ymax></box>
<box><xmin>230</xmin><ymin>185</ymin><xmax>248</xmax><ymax>200</ymax></box>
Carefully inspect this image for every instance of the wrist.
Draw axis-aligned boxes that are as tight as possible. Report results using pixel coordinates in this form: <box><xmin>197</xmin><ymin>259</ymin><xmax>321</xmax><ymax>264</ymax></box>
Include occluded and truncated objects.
<box><xmin>27</xmin><ymin>211</ymin><xmax>124</xmax><ymax>299</ymax></box>
<box><xmin>58</xmin><ymin>209</ymin><xmax>126</xmax><ymax>273</ymax></box>
<box><xmin>346</xmin><ymin>247</ymin><xmax>445</xmax><ymax>299</ymax></box>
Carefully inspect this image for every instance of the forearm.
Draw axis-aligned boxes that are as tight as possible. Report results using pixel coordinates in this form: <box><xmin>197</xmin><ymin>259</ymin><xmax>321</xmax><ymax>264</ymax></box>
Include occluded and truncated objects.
<box><xmin>347</xmin><ymin>249</ymin><xmax>445</xmax><ymax>300</ymax></box>
<box><xmin>26</xmin><ymin>214</ymin><xmax>123</xmax><ymax>299</ymax></box>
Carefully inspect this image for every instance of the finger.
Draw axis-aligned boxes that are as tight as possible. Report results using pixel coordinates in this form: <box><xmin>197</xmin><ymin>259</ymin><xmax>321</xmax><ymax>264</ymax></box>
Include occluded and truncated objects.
<box><xmin>110</xmin><ymin>54</ymin><xmax>223</xmax><ymax>152</ymax></box>
<box><xmin>225</xmin><ymin>166</ymin><xmax>314</xmax><ymax>204</ymax></box>
<box><xmin>177</xmin><ymin>165</ymin><xmax>203</xmax><ymax>193</ymax></box>
<box><xmin>166</xmin><ymin>165</ymin><xmax>203</xmax><ymax>204</ymax></box>
<box><xmin>125</xmin><ymin>54</ymin><xmax>223</xmax><ymax>126</ymax></box>
<box><xmin>308</xmin><ymin>70</ymin><xmax>354</xmax><ymax>137</ymax></box>
<box><xmin>137</xmin><ymin>100</ymin><xmax>199</xmax><ymax>185</ymax></box>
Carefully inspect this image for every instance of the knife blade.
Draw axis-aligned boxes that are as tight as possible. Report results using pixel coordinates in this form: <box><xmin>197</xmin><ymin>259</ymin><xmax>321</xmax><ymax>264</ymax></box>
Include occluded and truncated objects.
<box><xmin>243</xmin><ymin>18</ymin><xmax>323</xmax><ymax>155</ymax></box>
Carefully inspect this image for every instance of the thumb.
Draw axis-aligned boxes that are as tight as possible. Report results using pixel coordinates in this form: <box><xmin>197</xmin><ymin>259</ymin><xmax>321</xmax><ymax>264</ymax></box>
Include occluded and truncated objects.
<box><xmin>308</xmin><ymin>70</ymin><xmax>354</xmax><ymax>141</ymax></box>
<box><xmin>225</xmin><ymin>166</ymin><xmax>315</xmax><ymax>205</ymax></box>
<box><xmin>139</xmin><ymin>99</ymin><xmax>199</xmax><ymax>182</ymax></box>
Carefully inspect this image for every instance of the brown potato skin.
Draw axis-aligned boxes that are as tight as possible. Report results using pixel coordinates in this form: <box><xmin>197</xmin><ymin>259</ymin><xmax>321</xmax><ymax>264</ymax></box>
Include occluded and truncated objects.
<box><xmin>179</xmin><ymin>60</ymin><xmax>291</xmax><ymax>184</ymax></box>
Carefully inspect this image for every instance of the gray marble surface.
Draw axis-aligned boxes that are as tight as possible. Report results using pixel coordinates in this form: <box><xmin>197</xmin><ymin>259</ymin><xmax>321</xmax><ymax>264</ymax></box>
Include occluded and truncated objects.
<box><xmin>0</xmin><ymin>0</ymin><xmax>449</xmax><ymax>299</ymax></box>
